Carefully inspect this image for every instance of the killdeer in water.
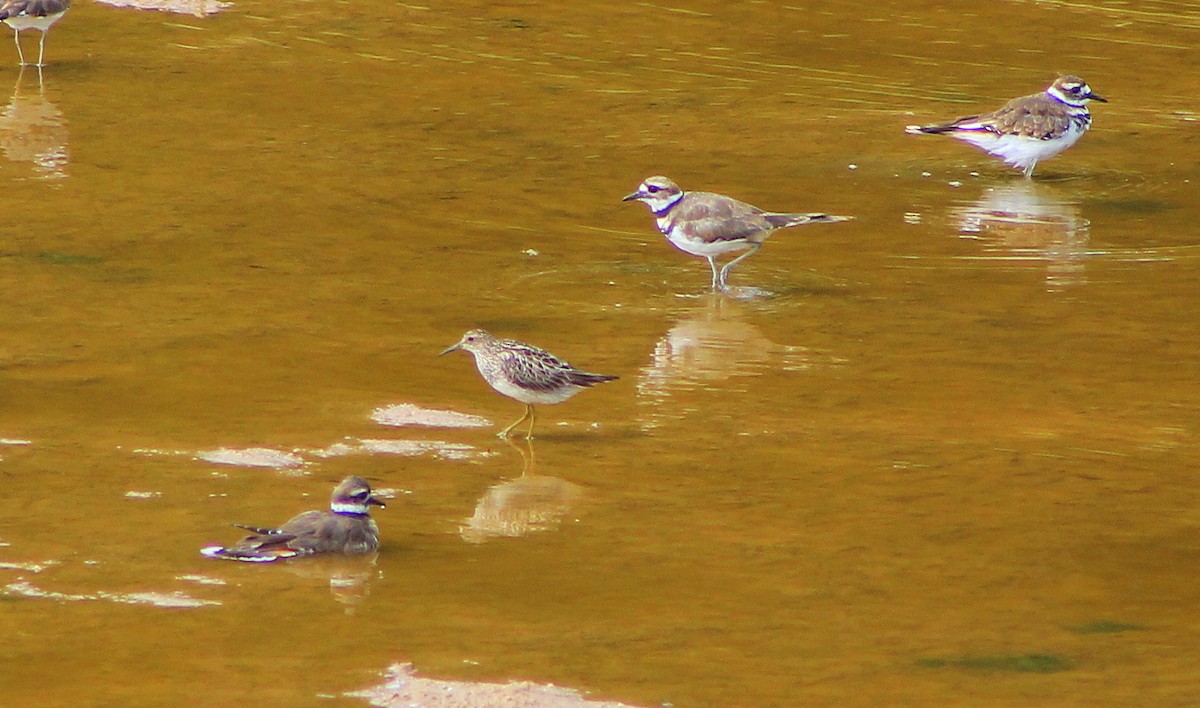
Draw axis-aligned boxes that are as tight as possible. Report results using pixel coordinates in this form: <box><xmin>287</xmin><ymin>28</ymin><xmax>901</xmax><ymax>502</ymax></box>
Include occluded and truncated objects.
<box><xmin>441</xmin><ymin>329</ymin><xmax>618</xmax><ymax>439</ymax></box>
<box><xmin>0</xmin><ymin>0</ymin><xmax>70</xmax><ymax>67</ymax></box>
<box><xmin>201</xmin><ymin>476</ymin><xmax>385</xmax><ymax>562</ymax></box>
<box><xmin>622</xmin><ymin>176</ymin><xmax>852</xmax><ymax>291</ymax></box>
<box><xmin>905</xmin><ymin>75</ymin><xmax>1106</xmax><ymax>178</ymax></box>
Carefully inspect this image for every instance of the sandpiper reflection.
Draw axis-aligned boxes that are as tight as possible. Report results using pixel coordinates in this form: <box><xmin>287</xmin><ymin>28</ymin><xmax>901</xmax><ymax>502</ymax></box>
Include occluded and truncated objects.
<box><xmin>459</xmin><ymin>437</ymin><xmax>583</xmax><ymax>544</ymax></box>
<box><xmin>952</xmin><ymin>182</ymin><xmax>1090</xmax><ymax>290</ymax></box>
<box><xmin>0</xmin><ymin>66</ymin><xmax>67</xmax><ymax>179</ymax></box>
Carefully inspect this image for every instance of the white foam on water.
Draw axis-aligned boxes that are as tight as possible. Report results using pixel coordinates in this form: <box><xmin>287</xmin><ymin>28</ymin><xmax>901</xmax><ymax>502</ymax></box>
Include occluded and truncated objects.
<box><xmin>308</xmin><ymin>438</ymin><xmax>492</xmax><ymax>461</ymax></box>
<box><xmin>0</xmin><ymin>560</ymin><xmax>57</xmax><ymax>573</ymax></box>
<box><xmin>196</xmin><ymin>447</ymin><xmax>307</xmax><ymax>470</ymax></box>
<box><xmin>176</xmin><ymin>574</ymin><xmax>227</xmax><ymax>586</ymax></box>
<box><xmin>370</xmin><ymin>403</ymin><xmax>491</xmax><ymax>429</ymax></box>
<box><xmin>5</xmin><ymin>580</ymin><xmax>220</xmax><ymax>608</ymax></box>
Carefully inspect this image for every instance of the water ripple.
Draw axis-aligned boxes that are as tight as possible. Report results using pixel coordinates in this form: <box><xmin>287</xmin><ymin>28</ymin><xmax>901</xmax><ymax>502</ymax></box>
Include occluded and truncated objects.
<box><xmin>5</xmin><ymin>580</ymin><xmax>220</xmax><ymax>608</ymax></box>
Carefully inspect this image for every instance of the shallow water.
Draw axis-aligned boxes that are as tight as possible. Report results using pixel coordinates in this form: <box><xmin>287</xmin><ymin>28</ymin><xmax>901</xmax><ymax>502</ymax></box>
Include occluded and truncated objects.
<box><xmin>1</xmin><ymin>1</ymin><xmax>1199</xmax><ymax>706</ymax></box>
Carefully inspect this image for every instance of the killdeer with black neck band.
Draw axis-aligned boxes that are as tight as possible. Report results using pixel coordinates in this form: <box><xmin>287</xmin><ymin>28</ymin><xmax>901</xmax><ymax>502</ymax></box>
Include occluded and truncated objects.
<box><xmin>906</xmin><ymin>75</ymin><xmax>1106</xmax><ymax>178</ymax></box>
<box><xmin>0</xmin><ymin>0</ymin><xmax>70</xmax><ymax>67</ymax></box>
<box><xmin>201</xmin><ymin>476</ymin><xmax>385</xmax><ymax>562</ymax></box>
<box><xmin>622</xmin><ymin>175</ymin><xmax>851</xmax><ymax>292</ymax></box>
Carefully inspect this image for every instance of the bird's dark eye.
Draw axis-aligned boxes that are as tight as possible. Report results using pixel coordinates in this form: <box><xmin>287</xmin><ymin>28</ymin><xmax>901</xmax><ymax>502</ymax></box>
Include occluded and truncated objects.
<box><xmin>646</xmin><ymin>184</ymin><xmax>661</xmax><ymax>193</ymax></box>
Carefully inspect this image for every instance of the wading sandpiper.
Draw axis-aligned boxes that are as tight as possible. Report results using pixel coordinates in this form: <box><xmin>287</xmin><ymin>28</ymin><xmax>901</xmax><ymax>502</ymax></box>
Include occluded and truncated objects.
<box><xmin>441</xmin><ymin>329</ymin><xmax>618</xmax><ymax>439</ymax></box>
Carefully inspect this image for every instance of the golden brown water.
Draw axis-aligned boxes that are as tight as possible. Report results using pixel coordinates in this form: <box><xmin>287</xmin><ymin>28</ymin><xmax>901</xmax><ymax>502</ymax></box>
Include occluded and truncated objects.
<box><xmin>1</xmin><ymin>0</ymin><xmax>1199</xmax><ymax>705</ymax></box>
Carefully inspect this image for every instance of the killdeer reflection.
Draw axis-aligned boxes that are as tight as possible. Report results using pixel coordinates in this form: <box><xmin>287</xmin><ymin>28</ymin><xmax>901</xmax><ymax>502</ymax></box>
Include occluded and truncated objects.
<box><xmin>623</xmin><ymin>176</ymin><xmax>852</xmax><ymax>291</ymax></box>
<box><xmin>201</xmin><ymin>476</ymin><xmax>385</xmax><ymax>562</ymax></box>
<box><xmin>441</xmin><ymin>329</ymin><xmax>618</xmax><ymax>439</ymax></box>
<box><xmin>0</xmin><ymin>66</ymin><xmax>69</xmax><ymax>179</ymax></box>
<box><xmin>0</xmin><ymin>0</ymin><xmax>70</xmax><ymax>67</ymax></box>
<box><xmin>906</xmin><ymin>75</ymin><xmax>1106</xmax><ymax>178</ymax></box>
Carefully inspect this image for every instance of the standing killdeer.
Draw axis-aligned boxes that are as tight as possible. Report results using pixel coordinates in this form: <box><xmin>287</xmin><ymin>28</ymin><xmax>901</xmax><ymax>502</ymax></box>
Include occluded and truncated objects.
<box><xmin>622</xmin><ymin>176</ymin><xmax>852</xmax><ymax>291</ymax></box>
<box><xmin>905</xmin><ymin>75</ymin><xmax>1106</xmax><ymax>178</ymax></box>
<box><xmin>441</xmin><ymin>329</ymin><xmax>618</xmax><ymax>439</ymax></box>
<box><xmin>201</xmin><ymin>476</ymin><xmax>385</xmax><ymax>562</ymax></box>
<box><xmin>0</xmin><ymin>0</ymin><xmax>70</xmax><ymax>67</ymax></box>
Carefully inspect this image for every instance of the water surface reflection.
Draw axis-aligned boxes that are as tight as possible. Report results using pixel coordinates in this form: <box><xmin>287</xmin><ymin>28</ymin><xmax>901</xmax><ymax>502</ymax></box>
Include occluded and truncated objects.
<box><xmin>278</xmin><ymin>554</ymin><xmax>380</xmax><ymax>612</ymax></box>
<box><xmin>0</xmin><ymin>68</ymin><xmax>67</xmax><ymax>180</ymax></box>
<box><xmin>637</xmin><ymin>296</ymin><xmax>820</xmax><ymax>427</ymax></box>
<box><xmin>952</xmin><ymin>182</ymin><xmax>1091</xmax><ymax>289</ymax></box>
<box><xmin>460</xmin><ymin>438</ymin><xmax>584</xmax><ymax>543</ymax></box>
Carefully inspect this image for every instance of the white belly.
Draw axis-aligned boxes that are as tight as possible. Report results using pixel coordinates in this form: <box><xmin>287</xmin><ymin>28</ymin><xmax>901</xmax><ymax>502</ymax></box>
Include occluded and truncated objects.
<box><xmin>3</xmin><ymin>12</ymin><xmax>65</xmax><ymax>32</ymax></box>
<box><xmin>657</xmin><ymin>217</ymin><xmax>756</xmax><ymax>259</ymax></box>
<box><xmin>953</xmin><ymin>123</ymin><xmax>1086</xmax><ymax>171</ymax></box>
<box><xmin>484</xmin><ymin>373</ymin><xmax>581</xmax><ymax>406</ymax></box>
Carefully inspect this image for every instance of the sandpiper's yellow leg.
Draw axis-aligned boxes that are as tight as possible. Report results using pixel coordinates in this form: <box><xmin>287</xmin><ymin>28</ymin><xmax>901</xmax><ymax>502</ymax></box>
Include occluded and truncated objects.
<box><xmin>499</xmin><ymin>403</ymin><xmax>533</xmax><ymax>439</ymax></box>
<box><xmin>524</xmin><ymin>406</ymin><xmax>538</xmax><ymax>439</ymax></box>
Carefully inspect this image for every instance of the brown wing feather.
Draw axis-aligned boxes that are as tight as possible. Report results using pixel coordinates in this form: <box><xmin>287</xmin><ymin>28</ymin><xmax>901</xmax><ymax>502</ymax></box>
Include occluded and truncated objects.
<box><xmin>226</xmin><ymin>510</ymin><xmax>324</xmax><ymax>553</ymax></box>
<box><xmin>672</xmin><ymin>192</ymin><xmax>775</xmax><ymax>243</ymax></box>
<box><xmin>232</xmin><ymin>524</ymin><xmax>284</xmax><ymax>536</ymax></box>
<box><xmin>499</xmin><ymin>344</ymin><xmax>615</xmax><ymax>392</ymax></box>
<box><xmin>500</xmin><ymin>346</ymin><xmax>577</xmax><ymax>393</ymax></box>
<box><xmin>274</xmin><ymin>510</ymin><xmax>343</xmax><ymax>553</ymax></box>
<box><xmin>926</xmin><ymin>92</ymin><xmax>1069</xmax><ymax>140</ymax></box>
<box><xmin>985</xmin><ymin>95</ymin><xmax>1070</xmax><ymax>139</ymax></box>
<box><xmin>225</xmin><ymin>530</ymin><xmax>300</xmax><ymax>554</ymax></box>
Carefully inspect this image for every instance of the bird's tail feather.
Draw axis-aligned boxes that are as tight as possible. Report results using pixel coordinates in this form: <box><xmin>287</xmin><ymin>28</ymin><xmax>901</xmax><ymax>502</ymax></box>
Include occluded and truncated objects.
<box><xmin>765</xmin><ymin>213</ymin><xmax>852</xmax><ymax>228</ymax></box>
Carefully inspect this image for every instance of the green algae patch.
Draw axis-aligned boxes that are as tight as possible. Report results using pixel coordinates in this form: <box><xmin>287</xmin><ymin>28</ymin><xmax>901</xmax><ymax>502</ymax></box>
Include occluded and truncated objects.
<box><xmin>917</xmin><ymin>653</ymin><xmax>1072</xmax><ymax>673</ymax></box>
<box><xmin>1067</xmin><ymin>621</ymin><xmax>1145</xmax><ymax>634</ymax></box>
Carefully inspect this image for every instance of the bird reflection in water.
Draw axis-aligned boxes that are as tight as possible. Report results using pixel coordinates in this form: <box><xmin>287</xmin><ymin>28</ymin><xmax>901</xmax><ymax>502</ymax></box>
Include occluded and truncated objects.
<box><xmin>637</xmin><ymin>295</ymin><xmax>819</xmax><ymax>428</ymax></box>
<box><xmin>459</xmin><ymin>436</ymin><xmax>583</xmax><ymax>544</ymax></box>
<box><xmin>0</xmin><ymin>66</ymin><xmax>67</xmax><ymax>179</ymax></box>
<box><xmin>278</xmin><ymin>554</ymin><xmax>380</xmax><ymax>613</ymax></box>
<box><xmin>952</xmin><ymin>182</ymin><xmax>1090</xmax><ymax>290</ymax></box>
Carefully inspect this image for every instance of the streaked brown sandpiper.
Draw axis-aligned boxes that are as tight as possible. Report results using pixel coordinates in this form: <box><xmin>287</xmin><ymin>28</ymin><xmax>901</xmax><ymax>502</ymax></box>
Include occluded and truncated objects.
<box><xmin>440</xmin><ymin>329</ymin><xmax>618</xmax><ymax>439</ymax></box>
